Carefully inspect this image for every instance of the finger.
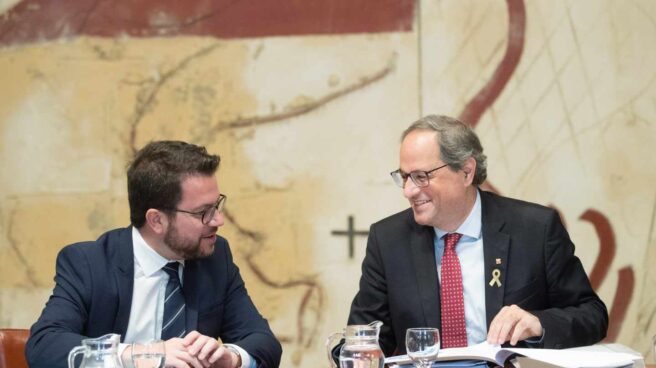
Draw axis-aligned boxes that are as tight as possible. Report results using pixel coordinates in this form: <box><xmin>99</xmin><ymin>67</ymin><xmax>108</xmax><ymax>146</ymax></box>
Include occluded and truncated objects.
<box><xmin>166</xmin><ymin>351</ymin><xmax>194</xmax><ymax>368</ymax></box>
<box><xmin>496</xmin><ymin>317</ymin><xmax>517</xmax><ymax>345</ymax></box>
<box><xmin>173</xmin><ymin>350</ymin><xmax>203</xmax><ymax>368</ymax></box>
<box><xmin>510</xmin><ymin>317</ymin><xmax>529</xmax><ymax>346</ymax></box>
<box><xmin>501</xmin><ymin>305</ymin><xmax>527</xmax><ymax>345</ymax></box>
<box><xmin>513</xmin><ymin>313</ymin><xmax>542</xmax><ymax>345</ymax></box>
<box><xmin>183</xmin><ymin>331</ymin><xmax>201</xmax><ymax>346</ymax></box>
<box><xmin>490</xmin><ymin>305</ymin><xmax>519</xmax><ymax>345</ymax></box>
<box><xmin>198</xmin><ymin>339</ymin><xmax>220</xmax><ymax>361</ymax></box>
<box><xmin>486</xmin><ymin>306</ymin><xmax>509</xmax><ymax>344</ymax></box>
<box><xmin>164</xmin><ymin>340</ymin><xmax>189</xmax><ymax>368</ymax></box>
<box><xmin>187</xmin><ymin>335</ymin><xmax>209</xmax><ymax>356</ymax></box>
<box><xmin>184</xmin><ymin>355</ymin><xmax>203</xmax><ymax>368</ymax></box>
<box><xmin>208</xmin><ymin>346</ymin><xmax>228</xmax><ymax>364</ymax></box>
<box><xmin>196</xmin><ymin>357</ymin><xmax>211</xmax><ymax>368</ymax></box>
<box><xmin>164</xmin><ymin>356</ymin><xmax>188</xmax><ymax>368</ymax></box>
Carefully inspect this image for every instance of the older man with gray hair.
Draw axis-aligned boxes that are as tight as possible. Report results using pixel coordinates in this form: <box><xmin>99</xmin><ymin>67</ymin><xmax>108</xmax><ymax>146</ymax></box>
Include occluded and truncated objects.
<box><xmin>346</xmin><ymin>115</ymin><xmax>607</xmax><ymax>356</ymax></box>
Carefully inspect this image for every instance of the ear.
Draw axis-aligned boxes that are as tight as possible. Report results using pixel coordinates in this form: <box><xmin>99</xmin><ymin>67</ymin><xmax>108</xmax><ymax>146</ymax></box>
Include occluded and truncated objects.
<box><xmin>144</xmin><ymin>208</ymin><xmax>168</xmax><ymax>235</ymax></box>
<box><xmin>462</xmin><ymin>157</ymin><xmax>477</xmax><ymax>186</ymax></box>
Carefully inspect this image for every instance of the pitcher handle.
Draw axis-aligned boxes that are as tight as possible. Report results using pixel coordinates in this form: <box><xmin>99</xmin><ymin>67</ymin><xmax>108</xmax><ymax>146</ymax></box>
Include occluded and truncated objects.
<box><xmin>368</xmin><ymin>320</ymin><xmax>383</xmax><ymax>329</ymax></box>
<box><xmin>67</xmin><ymin>345</ymin><xmax>85</xmax><ymax>368</ymax></box>
<box><xmin>325</xmin><ymin>332</ymin><xmax>344</xmax><ymax>368</ymax></box>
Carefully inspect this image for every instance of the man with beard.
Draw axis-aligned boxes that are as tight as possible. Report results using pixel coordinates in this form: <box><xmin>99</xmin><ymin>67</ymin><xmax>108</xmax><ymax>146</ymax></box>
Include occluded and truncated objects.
<box><xmin>26</xmin><ymin>141</ymin><xmax>282</xmax><ymax>368</ymax></box>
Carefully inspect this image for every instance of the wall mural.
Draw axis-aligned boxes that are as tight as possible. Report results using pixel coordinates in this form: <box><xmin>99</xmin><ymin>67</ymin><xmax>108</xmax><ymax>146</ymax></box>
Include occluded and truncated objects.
<box><xmin>1</xmin><ymin>0</ymin><xmax>655</xmax><ymax>366</ymax></box>
<box><xmin>456</xmin><ymin>0</ymin><xmax>633</xmax><ymax>343</ymax></box>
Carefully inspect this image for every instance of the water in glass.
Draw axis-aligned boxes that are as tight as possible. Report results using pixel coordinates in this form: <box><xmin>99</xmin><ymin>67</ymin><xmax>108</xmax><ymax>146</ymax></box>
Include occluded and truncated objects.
<box><xmin>131</xmin><ymin>340</ymin><xmax>165</xmax><ymax>368</ymax></box>
<box><xmin>132</xmin><ymin>353</ymin><xmax>165</xmax><ymax>368</ymax></box>
<box><xmin>405</xmin><ymin>328</ymin><xmax>440</xmax><ymax>368</ymax></box>
<box><xmin>339</xmin><ymin>345</ymin><xmax>384</xmax><ymax>368</ymax></box>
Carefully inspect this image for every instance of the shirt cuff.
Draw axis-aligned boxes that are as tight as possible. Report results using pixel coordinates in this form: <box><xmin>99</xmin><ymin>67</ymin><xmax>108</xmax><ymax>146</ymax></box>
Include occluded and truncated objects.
<box><xmin>524</xmin><ymin>328</ymin><xmax>545</xmax><ymax>346</ymax></box>
<box><xmin>224</xmin><ymin>343</ymin><xmax>256</xmax><ymax>368</ymax></box>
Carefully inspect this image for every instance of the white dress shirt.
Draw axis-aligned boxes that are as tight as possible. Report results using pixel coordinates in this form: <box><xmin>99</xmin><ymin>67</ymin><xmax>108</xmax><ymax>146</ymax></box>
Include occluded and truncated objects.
<box><xmin>118</xmin><ymin>227</ymin><xmax>253</xmax><ymax>368</ymax></box>
<box><xmin>434</xmin><ymin>190</ymin><xmax>487</xmax><ymax>346</ymax></box>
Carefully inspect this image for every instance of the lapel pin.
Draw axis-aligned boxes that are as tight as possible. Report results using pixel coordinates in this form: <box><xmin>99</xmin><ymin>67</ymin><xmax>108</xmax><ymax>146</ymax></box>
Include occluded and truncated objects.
<box><xmin>495</xmin><ymin>258</ymin><xmax>501</xmax><ymax>265</ymax></box>
<box><xmin>489</xmin><ymin>269</ymin><xmax>502</xmax><ymax>287</ymax></box>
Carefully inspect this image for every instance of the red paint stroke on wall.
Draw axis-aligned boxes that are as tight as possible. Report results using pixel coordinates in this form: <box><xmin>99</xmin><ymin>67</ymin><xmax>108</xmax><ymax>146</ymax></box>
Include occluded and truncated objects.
<box><xmin>0</xmin><ymin>0</ymin><xmax>415</xmax><ymax>47</ymax></box>
<box><xmin>579</xmin><ymin>209</ymin><xmax>634</xmax><ymax>342</ymax></box>
<box><xmin>458</xmin><ymin>0</ymin><xmax>525</xmax><ymax>130</ymax></box>
<box><xmin>604</xmin><ymin>267</ymin><xmax>634</xmax><ymax>342</ymax></box>
<box><xmin>454</xmin><ymin>0</ymin><xmax>632</xmax><ymax>341</ymax></box>
<box><xmin>579</xmin><ymin>209</ymin><xmax>615</xmax><ymax>289</ymax></box>
<box><xmin>458</xmin><ymin>0</ymin><xmax>525</xmax><ymax>194</ymax></box>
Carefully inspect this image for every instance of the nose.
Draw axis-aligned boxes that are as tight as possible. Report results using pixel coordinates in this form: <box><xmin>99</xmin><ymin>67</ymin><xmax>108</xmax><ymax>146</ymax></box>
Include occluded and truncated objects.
<box><xmin>403</xmin><ymin>178</ymin><xmax>420</xmax><ymax>199</ymax></box>
<box><xmin>208</xmin><ymin>210</ymin><xmax>225</xmax><ymax>227</ymax></box>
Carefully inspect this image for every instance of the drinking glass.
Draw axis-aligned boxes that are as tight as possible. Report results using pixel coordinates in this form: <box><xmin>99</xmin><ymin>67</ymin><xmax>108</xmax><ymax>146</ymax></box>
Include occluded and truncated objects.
<box><xmin>131</xmin><ymin>340</ymin><xmax>166</xmax><ymax>368</ymax></box>
<box><xmin>405</xmin><ymin>328</ymin><xmax>440</xmax><ymax>368</ymax></box>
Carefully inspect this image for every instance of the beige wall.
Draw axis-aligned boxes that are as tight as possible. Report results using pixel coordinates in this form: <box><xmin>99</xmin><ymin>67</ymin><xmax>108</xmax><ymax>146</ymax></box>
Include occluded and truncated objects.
<box><xmin>1</xmin><ymin>0</ymin><xmax>655</xmax><ymax>365</ymax></box>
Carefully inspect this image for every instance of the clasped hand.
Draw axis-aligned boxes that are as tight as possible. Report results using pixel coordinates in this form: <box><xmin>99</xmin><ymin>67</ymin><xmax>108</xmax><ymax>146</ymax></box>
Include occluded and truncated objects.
<box><xmin>486</xmin><ymin>304</ymin><xmax>542</xmax><ymax>346</ymax></box>
<box><xmin>163</xmin><ymin>331</ymin><xmax>240</xmax><ymax>368</ymax></box>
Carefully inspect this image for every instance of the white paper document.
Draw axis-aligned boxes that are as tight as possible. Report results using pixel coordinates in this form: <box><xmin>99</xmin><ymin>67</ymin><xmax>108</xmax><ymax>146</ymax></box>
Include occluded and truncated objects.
<box><xmin>384</xmin><ymin>342</ymin><xmax>642</xmax><ymax>368</ymax></box>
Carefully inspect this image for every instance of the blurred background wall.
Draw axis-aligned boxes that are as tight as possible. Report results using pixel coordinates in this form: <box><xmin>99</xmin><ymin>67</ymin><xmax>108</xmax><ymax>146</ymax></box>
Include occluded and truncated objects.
<box><xmin>1</xmin><ymin>0</ymin><xmax>655</xmax><ymax>365</ymax></box>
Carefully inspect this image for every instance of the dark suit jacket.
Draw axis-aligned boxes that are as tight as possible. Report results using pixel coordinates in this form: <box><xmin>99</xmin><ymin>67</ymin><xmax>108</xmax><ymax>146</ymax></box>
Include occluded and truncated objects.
<box><xmin>347</xmin><ymin>190</ymin><xmax>608</xmax><ymax>356</ymax></box>
<box><xmin>26</xmin><ymin>227</ymin><xmax>282</xmax><ymax>368</ymax></box>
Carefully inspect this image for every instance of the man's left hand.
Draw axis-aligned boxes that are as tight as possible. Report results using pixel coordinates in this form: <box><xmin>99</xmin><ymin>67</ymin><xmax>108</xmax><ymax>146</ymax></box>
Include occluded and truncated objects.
<box><xmin>486</xmin><ymin>304</ymin><xmax>542</xmax><ymax>346</ymax></box>
<box><xmin>183</xmin><ymin>331</ymin><xmax>241</xmax><ymax>368</ymax></box>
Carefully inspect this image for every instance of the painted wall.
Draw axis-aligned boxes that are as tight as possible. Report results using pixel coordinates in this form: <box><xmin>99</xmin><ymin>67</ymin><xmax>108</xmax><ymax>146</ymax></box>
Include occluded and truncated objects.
<box><xmin>1</xmin><ymin>0</ymin><xmax>655</xmax><ymax>365</ymax></box>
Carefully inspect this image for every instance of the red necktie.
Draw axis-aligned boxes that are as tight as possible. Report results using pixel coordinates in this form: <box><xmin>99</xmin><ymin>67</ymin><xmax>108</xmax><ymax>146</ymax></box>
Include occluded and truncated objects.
<box><xmin>441</xmin><ymin>232</ymin><xmax>468</xmax><ymax>348</ymax></box>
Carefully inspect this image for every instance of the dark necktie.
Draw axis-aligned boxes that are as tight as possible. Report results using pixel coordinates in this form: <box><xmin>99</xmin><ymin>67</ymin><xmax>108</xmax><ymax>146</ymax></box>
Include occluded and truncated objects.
<box><xmin>161</xmin><ymin>262</ymin><xmax>186</xmax><ymax>340</ymax></box>
<box><xmin>440</xmin><ymin>233</ymin><xmax>468</xmax><ymax>348</ymax></box>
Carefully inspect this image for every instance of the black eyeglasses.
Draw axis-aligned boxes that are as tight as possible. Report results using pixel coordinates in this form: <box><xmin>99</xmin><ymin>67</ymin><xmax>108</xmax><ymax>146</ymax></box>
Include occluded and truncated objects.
<box><xmin>390</xmin><ymin>164</ymin><xmax>449</xmax><ymax>188</ymax></box>
<box><xmin>164</xmin><ymin>194</ymin><xmax>227</xmax><ymax>225</ymax></box>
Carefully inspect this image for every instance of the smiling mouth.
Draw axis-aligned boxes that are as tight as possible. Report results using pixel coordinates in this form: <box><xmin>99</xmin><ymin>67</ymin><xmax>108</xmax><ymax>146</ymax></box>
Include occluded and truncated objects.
<box><xmin>413</xmin><ymin>199</ymin><xmax>431</xmax><ymax>206</ymax></box>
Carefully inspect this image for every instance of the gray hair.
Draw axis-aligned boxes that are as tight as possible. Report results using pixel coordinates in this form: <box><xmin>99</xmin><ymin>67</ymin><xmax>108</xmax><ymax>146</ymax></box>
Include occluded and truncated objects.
<box><xmin>401</xmin><ymin>115</ymin><xmax>487</xmax><ymax>185</ymax></box>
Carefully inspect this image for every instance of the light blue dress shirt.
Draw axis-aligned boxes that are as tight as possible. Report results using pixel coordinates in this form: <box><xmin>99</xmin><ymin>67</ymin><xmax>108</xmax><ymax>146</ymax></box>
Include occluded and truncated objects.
<box><xmin>434</xmin><ymin>190</ymin><xmax>487</xmax><ymax>346</ymax></box>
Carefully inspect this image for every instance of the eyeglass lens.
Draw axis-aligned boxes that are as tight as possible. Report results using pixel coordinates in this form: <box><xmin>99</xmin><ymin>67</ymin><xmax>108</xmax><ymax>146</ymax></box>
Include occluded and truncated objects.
<box><xmin>392</xmin><ymin>171</ymin><xmax>429</xmax><ymax>188</ymax></box>
<box><xmin>201</xmin><ymin>196</ymin><xmax>226</xmax><ymax>224</ymax></box>
<box><xmin>411</xmin><ymin>172</ymin><xmax>429</xmax><ymax>186</ymax></box>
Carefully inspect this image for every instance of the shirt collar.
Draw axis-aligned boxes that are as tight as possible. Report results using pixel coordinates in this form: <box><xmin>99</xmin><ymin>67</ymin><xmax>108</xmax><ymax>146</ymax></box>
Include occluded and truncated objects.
<box><xmin>132</xmin><ymin>227</ymin><xmax>184</xmax><ymax>277</ymax></box>
<box><xmin>434</xmin><ymin>189</ymin><xmax>482</xmax><ymax>241</ymax></box>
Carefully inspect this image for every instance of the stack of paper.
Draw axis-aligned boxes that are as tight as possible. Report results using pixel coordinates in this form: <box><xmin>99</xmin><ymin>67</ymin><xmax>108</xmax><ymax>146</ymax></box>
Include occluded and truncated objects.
<box><xmin>385</xmin><ymin>342</ymin><xmax>643</xmax><ymax>368</ymax></box>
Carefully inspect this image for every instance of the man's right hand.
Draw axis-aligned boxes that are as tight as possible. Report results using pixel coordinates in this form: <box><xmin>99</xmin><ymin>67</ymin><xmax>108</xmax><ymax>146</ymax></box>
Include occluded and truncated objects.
<box><xmin>182</xmin><ymin>331</ymin><xmax>241</xmax><ymax>368</ymax></box>
<box><xmin>487</xmin><ymin>304</ymin><xmax>543</xmax><ymax>346</ymax></box>
<box><xmin>164</xmin><ymin>337</ymin><xmax>204</xmax><ymax>368</ymax></box>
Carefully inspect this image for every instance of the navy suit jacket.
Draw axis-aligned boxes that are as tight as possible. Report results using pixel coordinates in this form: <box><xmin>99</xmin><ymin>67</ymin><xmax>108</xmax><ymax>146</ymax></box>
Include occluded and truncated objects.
<box><xmin>26</xmin><ymin>227</ymin><xmax>282</xmax><ymax>368</ymax></box>
<box><xmin>347</xmin><ymin>190</ymin><xmax>608</xmax><ymax>356</ymax></box>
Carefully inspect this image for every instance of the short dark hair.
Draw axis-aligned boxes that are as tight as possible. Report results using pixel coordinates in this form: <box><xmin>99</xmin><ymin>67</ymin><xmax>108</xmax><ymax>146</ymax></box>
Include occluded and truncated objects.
<box><xmin>127</xmin><ymin>141</ymin><xmax>220</xmax><ymax>228</ymax></box>
<box><xmin>402</xmin><ymin>115</ymin><xmax>487</xmax><ymax>185</ymax></box>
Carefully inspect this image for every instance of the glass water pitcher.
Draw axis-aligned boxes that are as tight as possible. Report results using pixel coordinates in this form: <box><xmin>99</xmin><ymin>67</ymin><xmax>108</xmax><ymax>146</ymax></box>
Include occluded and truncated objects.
<box><xmin>68</xmin><ymin>333</ymin><xmax>122</xmax><ymax>368</ymax></box>
<box><xmin>326</xmin><ymin>321</ymin><xmax>385</xmax><ymax>368</ymax></box>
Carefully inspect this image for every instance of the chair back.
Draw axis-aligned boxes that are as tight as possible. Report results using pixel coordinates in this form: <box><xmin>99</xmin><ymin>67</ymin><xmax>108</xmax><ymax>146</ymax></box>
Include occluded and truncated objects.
<box><xmin>0</xmin><ymin>329</ymin><xmax>29</xmax><ymax>368</ymax></box>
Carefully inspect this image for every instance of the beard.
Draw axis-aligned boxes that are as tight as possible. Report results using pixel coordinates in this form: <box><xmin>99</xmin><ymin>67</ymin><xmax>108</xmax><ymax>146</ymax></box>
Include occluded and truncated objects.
<box><xmin>164</xmin><ymin>221</ymin><xmax>217</xmax><ymax>260</ymax></box>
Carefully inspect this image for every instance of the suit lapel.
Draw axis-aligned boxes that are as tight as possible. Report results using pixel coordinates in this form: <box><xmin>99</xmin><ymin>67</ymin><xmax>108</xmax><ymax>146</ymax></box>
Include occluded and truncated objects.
<box><xmin>183</xmin><ymin>260</ymin><xmax>199</xmax><ymax>332</ymax></box>
<box><xmin>113</xmin><ymin>227</ymin><xmax>135</xmax><ymax>339</ymax></box>
<box><xmin>480</xmin><ymin>192</ymin><xmax>510</xmax><ymax>329</ymax></box>
<box><xmin>408</xmin><ymin>217</ymin><xmax>441</xmax><ymax>329</ymax></box>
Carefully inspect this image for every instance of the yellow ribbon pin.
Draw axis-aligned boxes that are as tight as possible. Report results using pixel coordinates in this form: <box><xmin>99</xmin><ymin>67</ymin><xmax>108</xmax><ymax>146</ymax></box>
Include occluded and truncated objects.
<box><xmin>489</xmin><ymin>269</ymin><xmax>502</xmax><ymax>287</ymax></box>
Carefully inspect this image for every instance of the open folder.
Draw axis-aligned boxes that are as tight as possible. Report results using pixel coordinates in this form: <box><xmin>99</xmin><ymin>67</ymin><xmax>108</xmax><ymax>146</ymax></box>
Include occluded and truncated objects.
<box><xmin>384</xmin><ymin>342</ymin><xmax>642</xmax><ymax>368</ymax></box>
